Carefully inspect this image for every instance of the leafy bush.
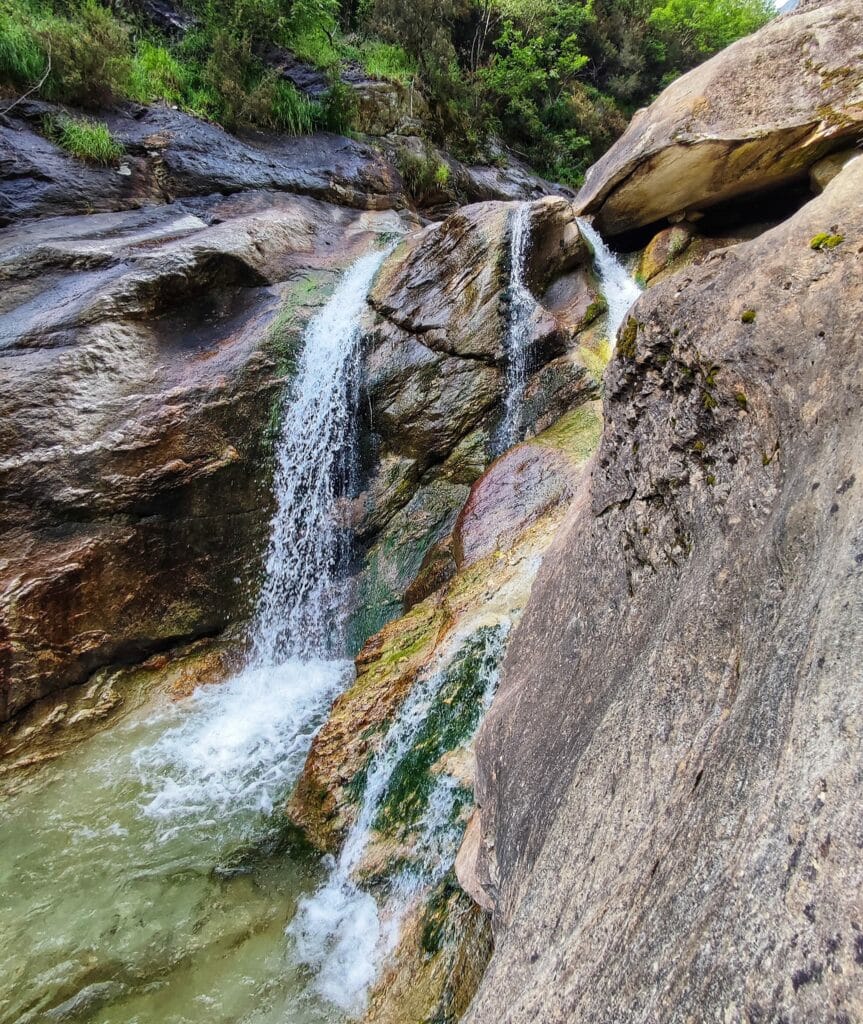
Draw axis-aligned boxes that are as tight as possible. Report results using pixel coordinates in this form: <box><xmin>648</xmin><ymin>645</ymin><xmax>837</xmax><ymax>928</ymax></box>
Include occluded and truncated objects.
<box><xmin>39</xmin><ymin>0</ymin><xmax>134</xmax><ymax>107</ymax></box>
<box><xmin>317</xmin><ymin>76</ymin><xmax>356</xmax><ymax>133</ymax></box>
<box><xmin>0</xmin><ymin>4</ymin><xmax>45</xmax><ymax>87</ymax></box>
<box><xmin>45</xmin><ymin>113</ymin><xmax>124</xmax><ymax>163</ymax></box>
<box><xmin>650</xmin><ymin>0</ymin><xmax>772</xmax><ymax>64</ymax></box>
<box><xmin>245</xmin><ymin>72</ymin><xmax>321</xmax><ymax>133</ymax></box>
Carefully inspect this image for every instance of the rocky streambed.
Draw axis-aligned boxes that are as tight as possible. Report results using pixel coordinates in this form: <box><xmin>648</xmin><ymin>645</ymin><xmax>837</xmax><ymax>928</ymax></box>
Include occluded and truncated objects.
<box><xmin>2</xmin><ymin>0</ymin><xmax>862</xmax><ymax>1021</ymax></box>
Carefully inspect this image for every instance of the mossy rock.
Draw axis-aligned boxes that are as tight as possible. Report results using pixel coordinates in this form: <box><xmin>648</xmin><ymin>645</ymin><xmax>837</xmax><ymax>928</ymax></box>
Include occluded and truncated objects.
<box><xmin>531</xmin><ymin>403</ymin><xmax>603</xmax><ymax>463</ymax></box>
<box><xmin>347</xmin><ymin>478</ymin><xmax>470</xmax><ymax>654</ymax></box>
<box><xmin>617</xmin><ymin>317</ymin><xmax>640</xmax><ymax>359</ymax></box>
<box><xmin>372</xmin><ymin>625</ymin><xmax>505</xmax><ymax>838</ymax></box>
<box><xmin>637</xmin><ymin>224</ymin><xmax>694</xmax><ymax>284</ymax></box>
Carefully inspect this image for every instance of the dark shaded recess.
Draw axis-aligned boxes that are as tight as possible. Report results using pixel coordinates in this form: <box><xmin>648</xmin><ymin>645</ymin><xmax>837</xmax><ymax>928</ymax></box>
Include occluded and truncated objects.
<box><xmin>610</xmin><ymin>179</ymin><xmax>819</xmax><ymax>254</ymax></box>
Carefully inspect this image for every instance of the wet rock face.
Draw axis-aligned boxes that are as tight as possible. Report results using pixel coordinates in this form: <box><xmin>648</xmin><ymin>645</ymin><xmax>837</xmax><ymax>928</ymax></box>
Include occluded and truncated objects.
<box><xmin>576</xmin><ymin>0</ymin><xmax>863</xmax><ymax>235</ymax></box>
<box><xmin>466</xmin><ymin>158</ymin><xmax>863</xmax><ymax>1024</ymax></box>
<box><xmin>0</xmin><ymin>101</ymin><xmax>407</xmax><ymax>225</ymax></box>
<box><xmin>0</xmin><ymin>195</ymin><xmax>406</xmax><ymax>721</ymax></box>
<box><xmin>369</xmin><ymin>201</ymin><xmax>512</xmax><ymax>362</ymax></box>
<box><xmin>351</xmin><ymin>197</ymin><xmax>601</xmax><ymax>647</ymax></box>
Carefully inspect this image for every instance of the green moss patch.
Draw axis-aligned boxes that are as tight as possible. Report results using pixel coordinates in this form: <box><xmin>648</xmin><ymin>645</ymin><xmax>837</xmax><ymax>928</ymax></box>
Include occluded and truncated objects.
<box><xmin>741</xmin><ymin>309</ymin><xmax>757</xmax><ymax>324</ymax></box>
<box><xmin>373</xmin><ymin>626</ymin><xmax>504</xmax><ymax>837</ymax></box>
<box><xmin>532</xmin><ymin>403</ymin><xmax>603</xmax><ymax>463</ymax></box>
<box><xmin>617</xmin><ymin>316</ymin><xmax>639</xmax><ymax>359</ymax></box>
<box><xmin>810</xmin><ymin>232</ymin><xmax>844</xmax><ymax>250</ymax></box>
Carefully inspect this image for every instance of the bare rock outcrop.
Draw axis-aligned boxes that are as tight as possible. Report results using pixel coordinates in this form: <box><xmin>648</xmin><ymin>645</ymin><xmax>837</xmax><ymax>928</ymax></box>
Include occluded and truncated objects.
<box><xmin>0</xmin><ymin>195</ymin><xmax>406</xmax><ymax>720</ymax></box>
<box><xmin>465</xmin><ymin>156</ymin><xmax>863</xmax><ymax>1023</ymax></box>
<box><xmin>350</xmin><ymin>197</ymin><xmax>603</xmax><ymax>646</ymax></box>
<box><xmin>576</xmin><ymin>0</ymin><xmax>863</xmax><ymax>235</ymax></box>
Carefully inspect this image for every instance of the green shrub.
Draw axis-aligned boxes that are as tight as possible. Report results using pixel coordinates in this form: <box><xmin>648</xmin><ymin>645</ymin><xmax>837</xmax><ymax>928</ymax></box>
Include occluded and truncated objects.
<box><xmin>0</xmin><ymin>4</ymin><xmax>46</xmax><ymax>87</ymax></box>
<box><xmin>39</xmin><ymin>0</ymin><xmax>134</xmax><ymax>107</ymax></box>
<box><xmin>129</xmin><ymin>41</ymin><xmax>192</xmax><ymax>105</ymax></box>
<box><xmin>45</xmin><ymin>114</ymin><xmax>124</xmax><ymax>164</ymax></box>
<box><xmin>649</xmin><ymin>0</ymin><xmax>773</xmax><ymax>61</ymax></box>
<box><xmin>433</xmin><ymin>160</ymin><xmax>450</xmax><ymax>186</ymax></box>
<box><xmin>396</xmin><ymin>145</ymin><xmax>451</xmax><ymax>201</ymax></box>
<box><xmin>288</xmin><ymin>27</ymin><xmax>340</xmax><ymax>68</ymax></box>
<box><xmin>317</xmin><ymin>76</ymin><xmax>356</xmax><ymax>133</ymax></box>
<box><xmin>245</xmin><ymin>72</ymin><xmax>320</xmax><ymax>133</ymax></box>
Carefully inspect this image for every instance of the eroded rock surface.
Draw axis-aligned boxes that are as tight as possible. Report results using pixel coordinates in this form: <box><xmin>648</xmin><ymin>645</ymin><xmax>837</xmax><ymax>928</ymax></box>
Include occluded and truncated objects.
<box><xmin>0</xmin><ymin>195</ymin><xmax>406</xmax><ymax>720</ymax></box>
<box><xmin>350</xmin><ymin>198</ymin><xmax>603</xmax><ymax>646</ymax></box>
<box><xmin>576</xmin><ymin>0</ymin><xmax>863</xmax><ymax>235</ymax></box>
<box><xmin>466</xmin><ymin>156</ymin><xmax>863</xmax><ymax>1024</ymax></box>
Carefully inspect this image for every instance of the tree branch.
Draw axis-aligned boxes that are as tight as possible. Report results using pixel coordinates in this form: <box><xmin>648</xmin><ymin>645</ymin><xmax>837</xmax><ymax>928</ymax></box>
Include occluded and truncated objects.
<box><xmin>0</xmin><ymin>45</ymin><xmax>52</xmax><ymax>118</ymax></box>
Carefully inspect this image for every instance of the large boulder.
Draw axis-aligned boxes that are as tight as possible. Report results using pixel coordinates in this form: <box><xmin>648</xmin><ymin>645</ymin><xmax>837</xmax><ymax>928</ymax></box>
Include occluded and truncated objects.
<box><xmin>576</xmin><ymin>0</ymin><xmax>863</xmax><ymax>235</ymax></box>
<box><xmin>465</xmin><ymin>157</ymin><xmax>863</xmax><ymax>1022</ymax></box>
<box><xmin>0</xmin><ymin>194</ymin><xmax>406</xmax><ymax>720</ymax></box>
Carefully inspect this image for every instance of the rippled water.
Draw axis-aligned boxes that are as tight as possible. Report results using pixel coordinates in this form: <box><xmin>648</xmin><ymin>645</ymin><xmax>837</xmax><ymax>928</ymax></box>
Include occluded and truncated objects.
<box><xmin>0</xmin><ymin>660</ymin><xmax>349</xmax><ymax>1024</ymax></box>
<box><xmin>0</xmin><ymin>248</ymin><xmax>393</xmax><ymax>1024</ymax></box>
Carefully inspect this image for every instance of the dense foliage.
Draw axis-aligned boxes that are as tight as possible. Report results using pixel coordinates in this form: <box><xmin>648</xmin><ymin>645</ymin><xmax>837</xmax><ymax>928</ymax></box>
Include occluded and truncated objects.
<box><xmin>0</xmin><ymin>0</ymin><xmax>773</xmax><ymax>181</ymax></box>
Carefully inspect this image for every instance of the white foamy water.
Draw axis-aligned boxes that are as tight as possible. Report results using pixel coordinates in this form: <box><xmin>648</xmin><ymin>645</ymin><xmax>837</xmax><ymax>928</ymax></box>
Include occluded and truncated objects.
<box><xmin>497</xmin><ymin>203</ymin><xmax>536</xmax><ymax>451</ymax></box>
<box><xmin>577</xmin><ymin>218</ymin><xmax>642</xmax><ymax>347</ymax></box>
<box><xmin>289</xmin><ymin>628</ymin><xmax>506</xmax><ymax>1016</ymax></box>
<box><xmin>253</xmin><ymin>247</ymin><xmax>392</xmax><ymax>664</ymax></box>
<box><xmin>133</xmin><ymin>249</ymin><xmax>392</xmax><ymax>837</ymax></box>
<box><xmin>134</xmin><ymin>659</ymin><xmax>351</xmax><ymax>830</ymax></box>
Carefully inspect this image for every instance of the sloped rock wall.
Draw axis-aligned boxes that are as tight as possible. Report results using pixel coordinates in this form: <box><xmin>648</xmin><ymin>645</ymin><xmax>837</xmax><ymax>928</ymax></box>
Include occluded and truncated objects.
<box><xmin>466</xmin><ymin>156</ymin><xmax>863</xmax><ymax>1024</ymax></box>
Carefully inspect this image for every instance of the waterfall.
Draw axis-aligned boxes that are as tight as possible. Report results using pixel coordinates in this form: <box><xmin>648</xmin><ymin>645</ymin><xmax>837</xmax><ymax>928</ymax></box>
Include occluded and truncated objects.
<box><xmin>576</xmin><ymin>218</ymin><xmax>642</xmax><ymax>347</ymax></box>
<box><xmin>288</xmin><ymin>627</ymin><xmax>506</xmax><ymax>1017</ymax></box>
<box><xmin>497</xmin><ymin>202</ymin><xmax>535</xmax><ymax>451</ymax></box>
<box><xmin>135</xmin><ymin>247</ymin><xmax>390</xmax><ymax>831</ymax></box>
<box><xmin>252</xmin><ymin>248</ymin><xmax>391</xmax><ymax>664</ymax></box>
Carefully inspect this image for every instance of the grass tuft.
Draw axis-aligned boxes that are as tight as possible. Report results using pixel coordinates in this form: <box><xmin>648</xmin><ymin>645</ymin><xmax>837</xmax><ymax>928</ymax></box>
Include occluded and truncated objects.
<box><xmin>0</xmin><ymin>6</ymin><xmax>45</xmax><ymax>85</ymax></box>
<box><xmin>45</xmin><ymin>114</ymin><xmax>124</xmax><ymax>164</ymax></box>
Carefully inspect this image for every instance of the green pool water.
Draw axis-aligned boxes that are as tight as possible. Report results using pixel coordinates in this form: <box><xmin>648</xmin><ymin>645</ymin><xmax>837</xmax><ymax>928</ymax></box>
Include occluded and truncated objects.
<box><xmin>0</xmin><ymin>660</ymin><xmax>349</xmax><ymax>1024</ymax></box>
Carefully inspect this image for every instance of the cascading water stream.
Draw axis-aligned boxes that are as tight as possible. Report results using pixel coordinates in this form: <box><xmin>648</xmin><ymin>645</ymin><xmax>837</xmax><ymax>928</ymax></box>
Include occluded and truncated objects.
<box><xmin>576</xmin><ymin>218</ymin><xmax>642</xmax><ymax>346</ymax></box>
<box><xmin>288</xmin><ymin>627</ymin><xmax>506</xmax><ymax>1017</ymax></box>
<box><xmin>497</xmin><ymin>202</ymin><xmax>535</xmax><ymax>451</ymax></box>
<box><xmin>253</xmin><ymin>247</ymin><xmax>390</xmax><ymax>664</ymax></box>
<box><xmin>136</xmin><ymin>246</ymin><xmax>391</xmax><ymax>826</ymax></box>
<box><xmin>0</xmin><ymin>245</ymin><xmax>392</xmax><ymax>1024</ymax></box>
